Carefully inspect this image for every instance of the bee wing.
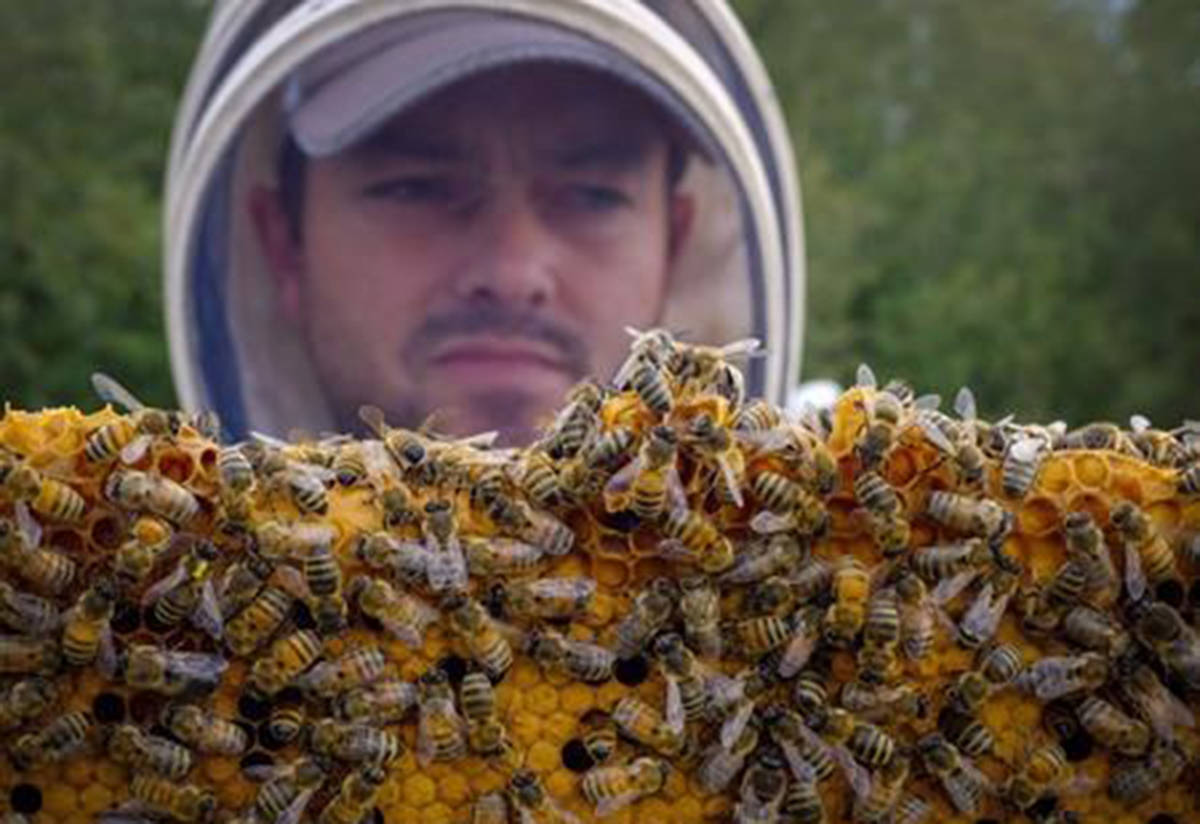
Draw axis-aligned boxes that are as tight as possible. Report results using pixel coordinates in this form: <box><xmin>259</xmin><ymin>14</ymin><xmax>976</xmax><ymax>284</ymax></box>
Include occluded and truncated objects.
<box><xmin>603</xmin><ymin>456</ymin><xmax>641</xmax><ymax>499</ymax></box>
<box><xmin>778</xmin><ymin>619</ymin><xmax>818</xmax><ymax>679</ymax></box>
<box><xmin>381</xmin><ymin>596</ymin><xmax>438</xmax><ymax>648</ymax></box>
<box><xmin>119</xmin><ymin>435</ymin><xmax>153</xmax><ymax>465</ymax></box>
<box><xmin>15</xmin><ymin>501</ymin><xmax>43</xmax><ymax>548</ymax></box>
<box><xmin>277</xmin><ymin>787</ymin><xmax>318</xmax><ymax>824</ymax></box>
<box><xmin>749</xmin><ymin>510</ymin><xmax>794</xmax><ymax>535</ymax></box>
<box><xmin>140</xmin><ymin>562</ymin><xmax>189</xmax><ymax>607</ymax></box>
<box><xmin>666</xmin><ymin>464</ymin><xmax>689</xmax><ymax>512</ymax></box>
<box><xmin>190</xmin><ymin>579</ymin><xmax>224</xmax><ymax>641</ymax></box>
<box><xmin>954</xmin><ymin>387</ymin><xmax>978</xmax><ymax>421</ymax></box>
<box><xmin>91</xmin><ymin>372</ymin><xmax>146</xmax><ymax>411</ymax></box>
<box><xmin>718</xmin><ymin>336</ymin><xmax>762</xmax><ymax>358</ymax></box>
<box><xmin>832</xmin><ymin>741</ymin><xmax>872</xmax><ymax>801</ymax></box>
<box><xmin>1123</xmin><ymin>540</ymin><xmax>1148</xmax><ymax>602</ymax></box>
<box><xmin>733</xmin><ymin>427</ymin><xmax>792</xmax><ymax>454</ymax></box>
<box><xmin>855</xmin><ymin>363</ymin><xmax>877</xmax><ymax>389</ymax></box>
<box><xmin>916</xmin><ymin>414</ymin><xmax>955</xmax><ymax>455</ymax></box>
<box><xmin>249</xmin><ymin>429</ymin><xmax>289</xmax><ymax>449</ymax></box>
<box><xmin>358</xmin><ymin>405</ymin><xmax>389</xmax><ymax>438</ymax></box>
<box><xmin>719</xmin><ymin>699</ymin><xmax>755</xmax><ymax>749</ymax></box>
<box><xmin>656</xmin><ymin>538</ymin><xmax>694</xmax><ymax>563</ymax></box>
<box><xmin>242</xmin><ymin>762</ymin><xmax>288</xmax><ymax>782</ymax></box>
<box><xmin>1130</xmin><ymin>414</ymin><xmax>1151</xmax><ymax>433</ymax></box>
<box><xmin>716</xmin><ymin>456</ymin><xmax>744</xmax><ymax>508</ymax></box>
<box><xmin>292</xmin><ymin>661</ymin><xmax>331</xmax><ymax>693</ymax></box>
<box><xmin>96</xmin><ymin>623</ymin><xmax>118</xmax><ymax>680</ymax></box>
<box><xmin>779</xmin><ymin>739</ymin><xmax>818</xmax><ymax>784</ymax></box>
<box><xmin>8</xmin><ymin>588</ymin><xmax>61</xmax><ymax>633</ymax></box>
<box><xmin>596</xmin><ymin>789</ymin><xmax>639</xmax><ymax>819</ymax></box>
<box><xmin>932</xmin><ymin>569</ymin><xmax>980</xmax><ymax>604</ymax></box>
<box><xmin>169</xmin><ymin>650</ymin><xmax>230</xmax><ymax>682</ymax></box>
<box><xmin>270</xmin><ymin>564</ymin><xmax>311</xmax><ymax>601</ymax></box>
<box><xmin>1008</xmin><ymin>436</ymin><xmax>1044</xmax><ymax>463</ymax></box>
<box><xmin>914</xmin><ymin>393</ymin><xmax>941</xmax><ymax>411</ymax></box>
<box><xmin>96</xmin><ymin>801</ymin><xmax>166</xmax><ymax>822</ymax></box>
<box><xmin>665</xmin><ymin>676</ymin><xmax>685</xmax><ymax>735</ymax></box>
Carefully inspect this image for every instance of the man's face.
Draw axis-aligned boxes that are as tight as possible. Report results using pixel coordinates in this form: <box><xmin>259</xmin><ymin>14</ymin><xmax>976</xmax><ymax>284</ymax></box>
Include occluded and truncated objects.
<box><xmin>257</xmin><ymin>65</ymin><xmax>692</xmax><ymax>443</ymax></box>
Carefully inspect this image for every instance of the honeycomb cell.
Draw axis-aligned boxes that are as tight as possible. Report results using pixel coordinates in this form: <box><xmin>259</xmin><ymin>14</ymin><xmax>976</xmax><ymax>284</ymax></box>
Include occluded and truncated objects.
<box><xmin>41</xmin><ymin>784</ymin><xmax>79</xmax><ymax>817</ymax></box>
<box><xmin>1037</xmin><ymin>457</ymin><xmax>1074</xmax><ymax>494</ymax></box>
<box><xmin>525</xmin><ymin>683</ymin><xmax>560</xmax><ymax>716</ymax></box>
<box><xmin>1067</xmin><ymin>492</ymin><xmax>1109</xmax><ymax>526</ymax></box>
<box><xmin>527</xmin><ymin>741</ymin><xmax>560</xmax><ymax>772</ymax></box>
<box><xmin>560</xmin><ymin>684</ymin><xmax>595</xmax><ymax>715</ymax></box>
<box><xmin>1017</xmin><ymin>495</ymin><xmax>1061</xmax><ymax>537</ymax></box>
<box><xmin>402</xmin><ymin>773</ymin><xmax>437</xmax><ymax>807</ymax></box>
<box><xmin>79</xmin><ymin>783</ymin><xmax>115</xmax><ymax>815</ymax></box>
<box><xmin>1073</xmin><ymin>453</ymin><xmax>1111</xmax><ymax>488</ymax></box>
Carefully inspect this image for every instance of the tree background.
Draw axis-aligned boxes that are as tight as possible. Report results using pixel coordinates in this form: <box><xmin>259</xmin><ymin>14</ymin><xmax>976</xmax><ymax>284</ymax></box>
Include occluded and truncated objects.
<box><xmin>1</xmin><ymin>1</ymin><xmax>1197</xmax><ymax>425</ymax></box>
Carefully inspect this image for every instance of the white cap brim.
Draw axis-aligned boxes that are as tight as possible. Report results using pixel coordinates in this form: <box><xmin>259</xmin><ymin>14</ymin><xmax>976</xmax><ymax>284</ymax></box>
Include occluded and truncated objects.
<box><xmin>286</xmin><ymin>9</ymin><xmax>716</xmax><ymax>158</ymax></box>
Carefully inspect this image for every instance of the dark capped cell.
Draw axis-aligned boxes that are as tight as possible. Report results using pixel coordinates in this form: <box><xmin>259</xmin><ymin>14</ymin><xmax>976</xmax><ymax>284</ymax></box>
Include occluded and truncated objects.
<box><xmin>561</xmin><ymin>738</ymin><xmax>595</xmax><ymax>773</ymax></box>
<box><xmin>129</xmin><ymin>690</ymin><xmax>167</xmax><ymax>725</ymax></box>
<box><xmin>1027</xmin><ymin>795</ymin><xmax>1059</xmax><ymax>821</ymax></box>
<box><xmin>371</xmin><ymin>808</ymin><xmax>385</xmax><ymax>824</ymax></box>
<box><xmin>361</xmin><ymin>613</ymin><xmax>384</xmax><ymax>633</ymax></box>
<box><xmin>1188</xmin><ymin>578</ymin><xmax>1200</xmax><ymax>605</ymax></box>
<box><xmin>1061</xmin><ymin>732</ymin><xmax>1093</xmax><ymax>762</ymax></box>
<box><xmin>599</xmin><ymin>509</ymin><xmax>640</xmax><ymax>533</ymax></box>
<box><xmin>111</xmin><ymin>601</ymin><xmax>141</xmax><ymax>634</ymax></box>
<box><xmin>614</xmin><ymin>655</ymin><xmax>650</xmax><ymax>686</ymax></box>
<box><xmin>144</xmin><ymin>604</ymin><xmax>174</xmax><ymax>634</ymax></box>
<box><xmin>238</xmin><ymin>692</ymin><xmax>271</xmax><ymax>722</ymax></box>
<box><xmin>240</xmin><ymin>751</ymin><xmax>275</xmax><ymax>774</ymax></box>
<box><xmin>1148</xmin><ymin>816</ymin><xmax>1178</xmax><ymax>824</ymax></box>
<box><xmin>1155</xmin><ymin>579</ymin><xmax>1185</xmax><ymax>608</ymax></box>
<box><xmin>438</xmin><ymin>655</ymin><xmax>468</xmax><ymax>685</ymax></box>
<box><xmin>1042</xmin><ymin>701</ymin><xmax>1080</xmax><ymax>743</ymax></box>
<box><xmin>92</xmin><ymin>691</ymin><xmax>127</xmax><ymax>724</ymax></box>
<box><xmin>292</xmin><ymin>600</ymin><xmax>317</xmax><ymax>630</ymax></box>
<box><xmin>10</xmin><ymin>783</ymin><xmax>42</xmax><ymax>814</ymax></box>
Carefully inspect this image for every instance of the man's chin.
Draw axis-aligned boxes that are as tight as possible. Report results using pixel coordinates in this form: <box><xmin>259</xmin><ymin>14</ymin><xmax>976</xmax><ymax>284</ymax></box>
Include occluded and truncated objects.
<box><xmin>428</xmin><ymin>388</ymin><xmax>563</xmax><ymax>446</ymax></box>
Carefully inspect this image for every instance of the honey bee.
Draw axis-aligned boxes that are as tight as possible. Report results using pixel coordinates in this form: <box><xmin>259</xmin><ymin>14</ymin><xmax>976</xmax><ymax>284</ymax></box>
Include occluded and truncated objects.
<box><xmin>423</xmin><ymin>499</ymin><xmax>469</xmax><ymax>592</ymax></box>
<box><xmin>678</xmin><ymin>575</ymin><xmax>723</xmax><ymax>658</ymax></box>
<box><xmin>1003</xmin><ymin>740</ymin><xmax>1070</xmax><ymax>812</ymax></box>
<box><xmin>685</xmin><ymin>412</ymin><xmax>747</xmax><ymax>508</ymax></box>
<box><xmin>926</xmin><ymin>491</ymin><xmax>1011</xmax><ymax>544</ymax></box>
<box><xmin>296</xmin><ymin>646</ymin><xmax>388</xmax><ymax>698</ymax></box>
<box><xmin>512</xmin><ymin>448</ymin><xmax>563</xmax><ymax>508</ymax></box>
<box><xmin>124</xmin><ymin>644</ymin><xmax>228</xmax><ymax>695</ymax></box>
<box><xmin>823</xmin><ymin>559</ymin><xmax>870</xmax><ymax>647</ymax></box>
<box><xmin>1108</xmin><ymin>739</ymin><xmax>1188</xmax><ymax>805</ymax></box>
<box><xmin>697</xmin><ymin>724</ymin><xmax>759</xmax><ymax>793</ymax></box>
<box><xmin>265</xmin><ymin>692</ymin><xmax>306</xmax><ymax>748</ymax></box>
<box><xmin>142</xmin><ymin>539</ymin><xmax>223</xmax><ymax>639</ymax></box>
<box><xmin>262</xmin><ymin>455</ymin><xmax>333</xmax><ymax>515</ymax></box>
<box><xmin>734</xmin><ymin>749</ymin><xmax>788</xmax><ymax>824</ymax></box>
<box><xmin>106</xmin><ymin>468</ymin><xmax>201</xmax><ymax>525</ymax></box>
<box><xmin>0</xmin><ymin>512</ymin><xmax>76</xmax><ymax>597</ymax></box>
<box><xmin>471</xmin><ymin>792</ymin><xmax>510</xmax><ymax>824</ymax></box>
<box><xmin>1061</xmin><ymin>604</ymin><xmax>1130</xmax><ymax>656</ymax></box>
<box><xmin>977</xmin><ymin>642</ymin><xmax>1023</xmax><ymax>685</ymax></box>
<box><xmin>0</xmin><ymin>635</ymin><xmax>61</xmax><ymax>675</ymax></box>
<box><xmin>909</xmin><ymin>539</ymin><xmax>989</xmax><ymax>588</ymax></box>
<box><xmin>1178</xmin><ymin>461</ymin><xmax>1200</xmax><ymax>495</ymax></box>
<box><xmin>248</xmin><ymin>629</ymin><xmax>323</xmax><ymax>698</ymax></box>
<box><xmin>760</xmin><ymin>704</ymin><xmax>840</xmax><ymax>786</ymax></box>
<box><xmin>939</xmin><ymin>708</ymin><xmax>995</xmax><ymax>758</ymax></box>
<box><xmin>918</xmin><ymin>733</ymin><xmax>991</xmax><ymax>815</ymax></box>
<box><xmin>216</xmin><ymin>443</ymin><xmax>255</xmax><ymax>492</ymax></box>
<box><xmin>351</xmin><ymin>577</ymin><xmax>436</xmax><ymax>648</ymax></box>
<box><xmin>309</xmin><ymin>718</ymin><xmax>404</xmax><ymax>765</ymax></box>
<box><xmin>0</xmin><ymin>677</ymin><xmax>56</xmax><ymax>732</ymax></box>
<box><xmin>114</xmin><ymin>514</ymin><xmax>176</xmax><ymax>589</ymax></box>
<box><xmin>841</xmin><ymin>681</ymin><xmax>925</xmax><ymax>725</ymax></box>
<box><xmin>854</xmin><ymin>470</ymin><xmax>902</xmax><ymax>518</ymax></box>
<box><xmin>958</xmin><ymin>568</ymin><xmax>1018</xmax><ymax>649</ymax></box>
<box><xmin>612</xmin><ymin>694</ymin><xmax>685</xmax><ymax>756</ymax></box>
<box><xmin>918</xmin><ymin>402</ymin><xmax>985</xmax><ymax>487</ymax></box>
<box><xmin>719</xmin><ymin>534</ymin><xmax>809</xmax><ymax>586</ymax></box>
<box><xmin>0</xmin><ymin>452</ymin><xmax>87</xmax><ymax>526</ymax></box>
<box><xmin>614</xmin><ymin>578</ymin><xmax>676</xmax><ymax>658</ymax></box>
<box><xmin>303</xmin><ymin>537</ymin><xmax>347</xmax><ymax>634</ymax></box>
<box><xmin>604</xmin><ymin>425</ymin><xmax>685</xmax><ymax>519</ymax></box>
<box><xmin>526</xmin><ymin>626</ymin><xmax>615</xmax><ymax>683</ymax></box>
<box><xmin>893</xmin><ymin>573</ymin><xmax>942</xmax><ymax>659</ymax></box>
<box><xmin>792</xmin><ymin>671</ymin><xmax>828</xmax><ymax>715</ymax></box>
<box><xmin>494</xmin><ymin>576</ymin><xmax>596</xmax><ymax>621</ymax></box>
<box><xmin>416</xmin><ymin>667</ymin><xmax>467</xmax><ymax>764</ymax></box>
<box><xmin>659</xmin><ymin>506</ymin><xmax>735</xmax><ymax>573</ymax></box>
<box><xmin>0</xmin><ymin>580</ymin><xmax>59</xmax><ymax>635</ymax></box>
<box><xmin>1129</xmin><ymin>414</ymin><xmax>1189</xmax><ymax>467</ymax></box>
<box><xmin>1001</xmin><ymin>432</ymin><xmax>1052</xmax><ymax>499</ymax></box>
<box><xmin>245</xmin><ymin>756</ymin><xmax>326</xmax><ymax>824</ymax></box>
<box><xmin>354</xmin><ymin>530</ymin><xmax>427</xmax><ymax>586</ymax></box>
<box><xmin>541</xmin><ymin>380</ymin><xmax>603</xmax><ymax>459</ymax></box>
<box><xmin>853</xmin><ymin>753</ymin><xmax>910</xmax><ymax>824</ymax></box>
<box><xmin>225</xmin><ymin>584</ymin><xmax>295</xmax><ymax>657</ymax></box>
<box><xmin>10</xmin><ymin>710</ymin><xmax>94</xmax><ymax>770</ymax></box>
<box><xmin>379</xmin><ymin>485</ymin><xmax>421</xmax><ymax>531</ymax></box>
<box><xmin>106</xmin><ymin>722</ymin><xmax>193</xmax><ymax>779</ymax></box>
<box><xmin>1135</xmin><ymin>602</ymin><xmax>1200</xmax><ymax>689</ymax></box>
<box><xmin>317</xmin><ymin>764</ymin><xmax>387</xmax><ymax>824</ymax></box>
<box><xmin>162</xmin><ymin>703</ymin><xmax>249</xmax><ymax>756</ymax></box>
<box><xmin>1062</xmin><ymin>511</ymin><xmax>1118</xmax><ymax>607</ymax></box>
<box><xmin>508</xmin><ymin>767</ymin><xmax>581</xmax><ymax>824</ymax></box>
<box><xmin>1111</xmin><ymin>500</ymin><xmax>1178</xmax><ymax>601</ymax></box>
<box><xmin>1060</xmin><ymin>421</ymin><xmax>1138</xmax><ymax>454</ymax></box>
<box><xmin>628</xmin><ymin>358</ymin><xmax>674</xmax><ymax>416</ymax></box>
<box><xmin>673</xmin><ymin>335</ymin><xmax>761</xmax><ymax>399</ymax></box>
<box><xmin>778</xmin><ymin>607</ymin><xmax>823</xmax><ymax>678</ymax></box>
<box><xmin>88</xmin><ymin>372</ymin><xmax>182</xmax><ymax>456</ymax></box>
<box><xmin>62</xmin><ymin>576</ymin><xmax>117</xmax><ymax>675</ymax></box>
<box><xmin>444</xmin><ymin>594</ymin><xmax>513</xmax><ymax>681</ymax></box>
<box><xmin>748</xmin><ymin>471</ymin><xmax>829</xmax><ymax>537</ymax></box>
<box><xmin>129</xmin><ymin>774</ymin><xmax>217</xmax><ymax>823</ymax></box>
<box><xmin>654</xmin><ymin>632</ymin><xmax>712</xmax><ymax>727</ymax></box>
<box><xmin>465</xmin><ymin>536</ymin><xmax>545</xmax><ymax>577</ymax></box>
<box><xmin>725</xmin><ymin>614</ymin><xmax>794</xmax><ymax>658</ymax></box>
<box><xmin>1076</xmin><ymin>694</ymin><xmax>1150</xmax><ymax>756</ymax></box>
<box><xmin>581</xmin><ymin>756</ymin><xmax>671</xmax><ymax>816</ymax></box>
<box><xmin>811</xmin><ymin>706</ymin><xmax>895</xmax><ymax>768</ymax></box>
<box><xmin>1113</xmin><ymin>662</ymin><xmax>1195</xmax><ymax>742</ymax></box>
<box><xmin>460</xmin><ymin>670</ymin><xmax>517</xmax><ymax>763</ymax></box>
<box><xmin>733</xmin><ymin>399</ymin><xmax>784</xmax><ymax>433</ymax></box>
<box><xmin>1015</xmin><ymin>651</ymin><xmax>1108</xmax><ymax>701</ymax></box>
<box><xmin>330</xmin><ymin>442</ymin><xmax>368</xmax><ymax>487</ymax></box>
<box><xmin>893</xmin><ymin>796</ymin><xmax>933</xmax><ymax>824</ymax></box>
<box><xmin>335</xmin><ymin>679</ymin><xmax>418</xmax><ymax>724</ymax></box>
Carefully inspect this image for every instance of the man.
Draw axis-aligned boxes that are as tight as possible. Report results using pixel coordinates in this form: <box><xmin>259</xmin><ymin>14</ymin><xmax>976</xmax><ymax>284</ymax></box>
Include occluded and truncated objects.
<box><xmin>165</xmin><ymin>1</ymin><xmax>804</xmax><ymax>442</ymax></box>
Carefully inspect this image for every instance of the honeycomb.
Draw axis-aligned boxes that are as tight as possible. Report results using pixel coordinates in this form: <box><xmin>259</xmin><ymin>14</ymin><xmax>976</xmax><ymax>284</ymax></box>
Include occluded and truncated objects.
<box><xmin>0</xmin><ymin>341</ymin><xmax>1198</xmax><ymax>824</ymax></box>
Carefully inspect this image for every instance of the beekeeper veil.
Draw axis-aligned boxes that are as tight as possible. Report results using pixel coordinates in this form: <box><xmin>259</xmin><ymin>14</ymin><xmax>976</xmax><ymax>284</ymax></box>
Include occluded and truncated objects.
<box><xmin>165</xmin><ymin>0</ymin><xmax>804</xmax><ymax>439</ymax></box>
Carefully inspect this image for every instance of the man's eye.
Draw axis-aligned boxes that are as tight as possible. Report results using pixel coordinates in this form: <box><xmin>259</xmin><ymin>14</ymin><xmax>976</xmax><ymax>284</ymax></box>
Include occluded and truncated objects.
<box><xmin>362</xmin><ymin>177</ymin><xmax>455</xmax><ymax>202</ymax></box>
<box><xmin>564</xmin><ymin>185</ymin><xmax>628</xmax><ymax>212</ymax></box>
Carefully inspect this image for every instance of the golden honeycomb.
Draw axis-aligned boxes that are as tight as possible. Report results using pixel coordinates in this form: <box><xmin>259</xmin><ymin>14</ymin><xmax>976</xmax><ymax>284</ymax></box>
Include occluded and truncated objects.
<box><xmin>0</xmin><ymin>342</ymin><xmax>1198</xmax><ymax>824</ymax></box>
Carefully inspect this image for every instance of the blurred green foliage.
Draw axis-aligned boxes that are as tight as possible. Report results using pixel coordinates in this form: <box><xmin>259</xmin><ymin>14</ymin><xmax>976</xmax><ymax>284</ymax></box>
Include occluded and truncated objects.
<box><xmin>0</xmin><ymin>1</ymin><xmax>1196</xmax><ymax>425</ymax></box>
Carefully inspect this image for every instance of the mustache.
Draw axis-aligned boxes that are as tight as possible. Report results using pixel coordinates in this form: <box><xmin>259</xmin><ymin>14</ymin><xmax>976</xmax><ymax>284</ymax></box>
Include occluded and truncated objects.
<box><xmin>405</xmin><ymin>304</ymin><xmax>591</xmax><ymax>377</ymax></box>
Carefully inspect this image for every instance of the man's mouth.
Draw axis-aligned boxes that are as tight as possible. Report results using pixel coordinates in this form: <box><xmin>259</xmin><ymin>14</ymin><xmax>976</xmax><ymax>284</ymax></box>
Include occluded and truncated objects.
<box><xmin>430</xmin><ymin>337</ymin><xmax>569</xmax><ymax>375</ymax></box>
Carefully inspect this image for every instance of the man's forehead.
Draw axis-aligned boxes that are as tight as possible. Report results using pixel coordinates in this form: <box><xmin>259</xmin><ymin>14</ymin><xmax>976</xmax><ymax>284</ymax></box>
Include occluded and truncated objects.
<box><xmin>349</xmin><ymin>65</ymin><xmax>672</xmax><ymax>162</ymax></box>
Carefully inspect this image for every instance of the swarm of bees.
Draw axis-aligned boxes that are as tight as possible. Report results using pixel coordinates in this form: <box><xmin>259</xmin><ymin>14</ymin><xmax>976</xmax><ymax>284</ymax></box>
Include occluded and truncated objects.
<box><xmin>1</xmin><ymin>331</ymin><xmax>1200</xmax><ymax>823</ymax></box>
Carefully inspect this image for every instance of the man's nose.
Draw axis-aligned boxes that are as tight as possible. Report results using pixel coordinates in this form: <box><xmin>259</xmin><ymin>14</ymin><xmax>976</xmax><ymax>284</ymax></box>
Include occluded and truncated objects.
<box><xmin>453</xmin><ymin>194</ymin><xmax>557</xmax><ymax>308</ymax></box>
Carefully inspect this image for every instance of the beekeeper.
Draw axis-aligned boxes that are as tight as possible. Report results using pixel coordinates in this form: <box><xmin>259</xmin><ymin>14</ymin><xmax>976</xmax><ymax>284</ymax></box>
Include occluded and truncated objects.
<box><xmin>165</xmin><ymin>0</ymin><xmax>804</xmax><ymax>442</ymax></box>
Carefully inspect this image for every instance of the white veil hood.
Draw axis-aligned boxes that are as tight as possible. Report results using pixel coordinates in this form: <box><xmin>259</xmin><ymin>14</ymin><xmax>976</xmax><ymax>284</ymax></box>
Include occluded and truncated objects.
<box><xmin>165</xmin><ymin>0</ymin><xmax>805</xmax><ymax>439</ymax></box>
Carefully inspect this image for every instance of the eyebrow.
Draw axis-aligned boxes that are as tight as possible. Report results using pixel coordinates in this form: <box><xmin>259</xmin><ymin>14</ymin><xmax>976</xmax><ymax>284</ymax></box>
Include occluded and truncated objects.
<box><xmin>550</xmin><ymin>136</ymin><xmax>653</xmax><ymax>173</ymax></box>
<box><xmin>351</xmin><ymin>131</ymin><xmax>464</xmax><ymax>163</ymax></box>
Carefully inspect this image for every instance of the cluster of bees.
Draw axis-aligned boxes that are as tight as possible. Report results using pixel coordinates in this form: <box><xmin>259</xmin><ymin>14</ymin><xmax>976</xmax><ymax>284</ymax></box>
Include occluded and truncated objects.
<box><xmin>1</xmin><ymin>328</ymin><xmax>1200</xmax><ymax>823</ymax></box>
